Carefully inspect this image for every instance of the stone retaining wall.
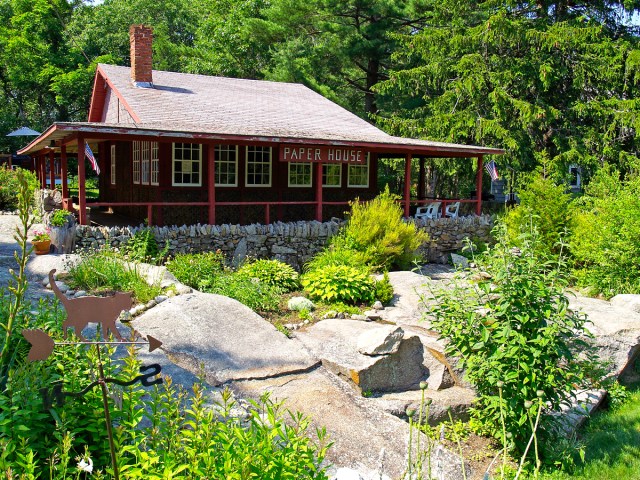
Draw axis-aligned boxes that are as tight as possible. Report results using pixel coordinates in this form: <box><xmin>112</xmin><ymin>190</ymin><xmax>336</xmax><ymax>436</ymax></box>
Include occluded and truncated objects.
<box><xmin>75</xmin><ymin>215</ymin><xmax>494</xmax><ymax>269</ymax></box>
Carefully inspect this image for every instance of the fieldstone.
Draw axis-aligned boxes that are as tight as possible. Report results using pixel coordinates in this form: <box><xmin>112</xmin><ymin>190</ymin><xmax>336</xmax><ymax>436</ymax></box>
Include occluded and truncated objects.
<box><xmin>272</xmin><ymin>244</ymin><xmax>297</xmax><ymax>255</ymax></box>
<box><xmin>323</xmin><ymin>310</ymin><xmax>338</xmax><ymax>319</ymax></box>
<box><xmin>372</xmin><ymin>301</ymin><xmax>384</xmax><ymax>311</ymax></box>
<box><xmin>363</xmin><ymin>310</ymin><xmax>382</xmax><ymax>321</ymax></box>
<box><xmin>350</xmin><ymin>314</ymin><xmax>368</xmax><ymax>321</ymax></box>
<box><xmin>450</xmin><ymin>253</ymin><xmax>469</xmax><ymax>269</ymax></box>
<box><xmin>288</xmin><ymin>296</ymin><xmax>315</xmax><ymax>311</ymax></box>
<box><xmin>74</xmin><ymin>290</ymin><xmax>86</xmax><ymax>298</ymax></box>
<box><xmin>146</xmin><ymin>299</ymin><xmax>157</xmax><ymax>309</ymax></box>
<box><xmin>155</xmin><ymin>295</ymin><xmax>168</xmax><ymax>304</ymax></box>
<box><xmin>296</xmin><ymin>320</ymin><xmax>426</xmax><ymax>393</ymax></box>
<box><xmin>174</xmin><ymin>283</ymin><xmax>192</xmax><ymax>295</ymax></box>
<box><xmin>232</xmin><ymin>237</ymin><xmax>248</xmax><ymax>267</ymax></box>
<box><xmin>357</xmin><ymin>326</ymin><xmax>405</xmax><ymax>356</ymax></box>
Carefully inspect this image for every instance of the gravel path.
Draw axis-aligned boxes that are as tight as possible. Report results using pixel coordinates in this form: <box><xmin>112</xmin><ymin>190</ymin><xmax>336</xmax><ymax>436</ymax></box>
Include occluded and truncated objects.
<box><xmin>0</xmin><ymin>213</ymin><xmax>72</xmax><ymax>302</ymax></box>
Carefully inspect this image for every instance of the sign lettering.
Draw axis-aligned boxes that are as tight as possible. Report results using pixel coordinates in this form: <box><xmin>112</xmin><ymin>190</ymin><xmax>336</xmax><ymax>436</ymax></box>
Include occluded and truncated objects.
<box><xmin>280</xmin><ymin>145</ymin><xmax>367</xmax><ymax>164</ymax></box>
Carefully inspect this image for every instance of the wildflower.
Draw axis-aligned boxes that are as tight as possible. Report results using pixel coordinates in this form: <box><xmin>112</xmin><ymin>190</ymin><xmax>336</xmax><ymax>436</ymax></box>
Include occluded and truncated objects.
<box><xmin>419</xmin><ymin>381</ymin><xmax>428</xmax><ymax>390</ymax></box>
<box><xmin>77</xmin><ymin>457</ymin><xmax>93</xmax><ymax>474</ymax></box>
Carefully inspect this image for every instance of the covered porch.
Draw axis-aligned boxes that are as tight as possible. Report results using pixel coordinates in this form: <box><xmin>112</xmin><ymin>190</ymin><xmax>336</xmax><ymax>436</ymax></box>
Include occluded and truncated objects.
<box><xmin>19</xmin><ymin>123</ymin><xmax>503</xmax><ymax>227</ymax></box>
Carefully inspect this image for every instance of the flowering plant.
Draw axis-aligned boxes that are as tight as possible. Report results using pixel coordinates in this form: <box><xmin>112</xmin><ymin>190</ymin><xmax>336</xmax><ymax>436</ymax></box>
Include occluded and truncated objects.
<box><xmin>32</xmin><ymin>227</ymin><xmax>51</xmax><ymax>242</ymax></box>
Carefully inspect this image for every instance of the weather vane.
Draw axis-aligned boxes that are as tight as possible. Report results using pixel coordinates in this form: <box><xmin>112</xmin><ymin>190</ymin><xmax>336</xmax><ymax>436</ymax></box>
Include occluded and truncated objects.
<box><xmin>22</xmin><ymin>270</ymin><xmax>165</xmax><ymax>480</ymax></box>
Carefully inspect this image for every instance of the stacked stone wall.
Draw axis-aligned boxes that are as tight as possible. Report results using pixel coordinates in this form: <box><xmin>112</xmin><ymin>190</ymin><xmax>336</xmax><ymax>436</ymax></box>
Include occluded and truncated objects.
<box><xmin>75</xmin><ymin>215</ymin><xmax>494</xmax><ymax>270</ymax></box>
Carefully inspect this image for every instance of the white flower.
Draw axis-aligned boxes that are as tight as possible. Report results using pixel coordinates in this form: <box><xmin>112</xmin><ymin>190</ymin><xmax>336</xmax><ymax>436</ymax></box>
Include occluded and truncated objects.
<box><xmin>77</xmin><ymin>457</ymin><xmax>93</xmax><ymax>474</ymax></box>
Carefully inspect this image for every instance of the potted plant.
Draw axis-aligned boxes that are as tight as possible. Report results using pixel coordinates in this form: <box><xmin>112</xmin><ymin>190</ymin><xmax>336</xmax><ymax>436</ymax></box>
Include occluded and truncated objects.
<box><xmin>32</xmin><ymin>227</ymin><xmax>52</xmax><ymax>255</ymax></box>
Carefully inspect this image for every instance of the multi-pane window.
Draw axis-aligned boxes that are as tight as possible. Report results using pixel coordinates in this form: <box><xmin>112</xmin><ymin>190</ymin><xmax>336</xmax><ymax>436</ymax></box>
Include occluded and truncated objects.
<box><xmin>172</xmin><ymin>143</ymin><xmax>202</xmax><ymax>186</ymax></box>
<box><xmin>288</xmin><ymin>163</ymin><xmax>312</xmax><ymax>187</ymax></box>
<box><xmin>246</xmin><ymin>146</ymin><xmax>272</xmax><ymax>186</ymax></box>
<box><xmin>348</xmin><ymin>157</ymin><xmax>369</xmax><ymax>187</ymax></box>
<box><xmin>141</xmin><ymin>141</ymin><xmax>150</xmax><ymax>184</ymax></box>
<box><xmin>151</xmin><ymin>142</ymin><xmax>159</xmax><ymax>185</ymax></box>
<box><xmin>110</xmin><ymin>145</ymin><xmax>116</xmax><ymax>186</ymax></box>
<box><xmin>132</xmin><ymin>141</ymin><xmax>140</xmax><ymax>184</ymax></box>
<box><xmin>322</xmin><ymin>164</ymin><xmax>341</xmax><ymax>187</ymax></box>
<box><xmin>215</xmin><ymin>145</ymin><xmax>238</xmax><ymax>186</ymax></box>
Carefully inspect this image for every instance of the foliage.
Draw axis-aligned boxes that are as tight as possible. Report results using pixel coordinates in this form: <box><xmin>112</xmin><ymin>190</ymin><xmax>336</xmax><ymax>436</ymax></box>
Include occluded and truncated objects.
<box><xmin>502</xmin><ymin>174</ymin><xmax>572</xmax><ymax>257</ymax></box>
<box><xmin>569</xmin><ymin>166</ymin><xmax>640</xmax><ymax>297</ymax></box>
<box><xmin>198</xmin><ymin>272</ymin><xmax>281</xmax><ymax>313</ymax></box>
<box><xmin>426</xmin><ymin>224</ymin><xmax>599</xmax><ymax>457</ymax></box>
<box><xmin>67</xmin><ymin>247</ymin><xmax>162</xmax><ymax>303</ymax></box>
<box><xmin>165</xmin><ymin>251</ymin><xmax>225</xmax><ymax>286</ymax></box>
<box><xmin>0</xmin><ymin>299</ymin><xmax>330</xmax><ymax>478</ymax></box>
<box><xmin>288</xmin><ymin>296</ymin><xmax>315</xmax><ymax>312</ymax></box>
<box><xmin>48</xmin><ymin>209</ymin><xmax>74</xmax><ymax>227</ymax></box>
<box><xmin>0</xmin><ymin>169</ymin><xmax>35</xmax><ymax>390</ymax></box>
<box><xmin>121</xmin><ymin>228</ymin><xmax>169</xmax><ymax>265</ymax></box>
<box><xmin>375</xmin><ymin>1</ymin><xmax>640</xmax><ymax>180</ymax></box>
<box><xmin>374</xmin><ymin>272</ymin><xmax>394</xmax><ymax>305</ymax></box>
<box><xmin>303</xmin><ymin>241</ymin><xmax>370</xmax><ymax>273</ymax></box>
<box><xmin>340</xmin><ymin>188</ymin><xmax>428</xmax><ymax>270</ymax></box>
<box><xmin>0</xmin><ymin>167</ymin><xmax>39</xmax><ymax>211</ymax></box>
<box><xmin>237</xmin><ymin>258</ymin><xmax>300</xmax><ymax>292</ymax></box>
<box><xmin>31</xmin><ymin>227</ymin><xmax>51</xmax><ymax>242</ymax></box>
<box><xmin>301</xmin><ymin>265</ymin><xmax>375</xmax><ymax>305</ymax></box>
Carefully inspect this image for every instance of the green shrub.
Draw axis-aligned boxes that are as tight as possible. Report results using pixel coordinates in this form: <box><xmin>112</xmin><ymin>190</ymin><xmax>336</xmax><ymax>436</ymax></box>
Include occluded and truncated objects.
<box><xmin>340</xmin><ymin>187</ymin><xmax>428</xmax><ymax>270</ymax></box>
<box><xmin>67</xmin><ymin>247</ymin><xmax>162</xmax><ymax>303</ymax></box>
<box><xmin>303</xmin><ymin>240</ymin><xmax>370</xmax><ymax>272</ymax></box>
<box><xmin>426</xmin><ymin>223</ymin><xmax>599</xmax><ymax>456</ymax></box>
<box><xmin>165</xmin><ymin>251</ymin><xmax>226</xmax><ymax>285</ymax></box>
<box><xmin>570</xmin><ymin>166</ymin><xmax>640</xmax><ymax>297</ymax></box>
<box><xmin>502</xmin><ymin>174</ymin><xmax>572</xmax><ymax>258</ymax></box>
<box><xmin>48</xmin><ymin>209</ymin><xmax>74</xmax><ymax>227</ymax></box>
<box><xmin>237</xmin><ymin>259</ymin><xmax>300</xmax><ymax>292</ymax></box>
<box><xmin>301</xmin><ymin>265</ymin><xmax>375</xmax><ymax>304</ymax></box>
<box><xmin>198</xmin><ymin>272</ymin><xmax>281</xmax><ymax>312</ymax></box>
<box><xmin>374</xmin><ymin>272</ymin><xmax>394</xmax><ymax>305</ymax></box>
<box><xmin>121</xmin><ymin>228</ymin><xmax>169</xmax><ymax>264</ymax></box>
<box><xmin>0</xmin><ymin>166</ymin><xmax>38</xmax><ymax>211</ymax></box>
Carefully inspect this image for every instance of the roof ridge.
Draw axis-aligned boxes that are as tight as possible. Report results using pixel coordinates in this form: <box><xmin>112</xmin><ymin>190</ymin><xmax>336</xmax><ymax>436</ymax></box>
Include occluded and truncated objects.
<box><xmin>97</xmin><ymin>63</ymin><xmax>310</xmax><ymax>89</ymax></box>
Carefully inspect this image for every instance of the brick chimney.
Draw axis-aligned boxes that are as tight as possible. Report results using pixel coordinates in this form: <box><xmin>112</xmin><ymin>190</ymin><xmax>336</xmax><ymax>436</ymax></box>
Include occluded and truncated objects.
<box><xmin>130</xmin><ymin>25</ymin><xmax>153</xmax><ymax>87</ymax></box>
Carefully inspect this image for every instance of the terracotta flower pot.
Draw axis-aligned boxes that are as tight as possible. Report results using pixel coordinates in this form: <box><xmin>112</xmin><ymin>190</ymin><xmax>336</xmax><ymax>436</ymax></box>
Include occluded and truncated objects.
<box><xmin>32</xmin><ymin>239</ymin><xmax>51</xmax><ymax>255</ymax></box>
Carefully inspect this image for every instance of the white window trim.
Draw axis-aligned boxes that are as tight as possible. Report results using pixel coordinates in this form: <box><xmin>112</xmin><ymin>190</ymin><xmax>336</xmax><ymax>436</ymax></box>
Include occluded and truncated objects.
<box><xmin>110</xmin><ymin>145</ymin><xmax>116</xmax><ymax>186</ymax></box>
<box><xmin>132</xmin><ymin>141</ymin><xmax>140</xmax><ymax>184</ymax></box>
<box><xmin>141</xmin><ymin>141</ymin><xmax>150</xmax><ymax>185</ymax></box>
<box><xmin>287</xmin><ymin>162</ymin><xmax>312</xmax><ymax>187</ymax></box>
<box><xmin>215</xmin><ymin>145</ymin><xmax>238</xmax><ymax>187</ymax></box>
<box><xmin>151</xmin><ymin>142</ymin><xmax>159</xmax><ymax>186</ymax></box>
<box><xmin>348</xmin><ymin>156</ymin><xmax>370</xmax><ymax>188</ymax></box>
<box><xmin>322</xmin><ymin>164</ymin><xmax>342</xmax><ymax>188</ymax></box>
<box><xmin>245</xmin><ymin>146</ymin><xmax>272</xmax><ymax>187</ymax></box>
<box><xmin>172</xmin><ymin>143</ymin><xmax>203</xmax><ymax>187</ymax></box>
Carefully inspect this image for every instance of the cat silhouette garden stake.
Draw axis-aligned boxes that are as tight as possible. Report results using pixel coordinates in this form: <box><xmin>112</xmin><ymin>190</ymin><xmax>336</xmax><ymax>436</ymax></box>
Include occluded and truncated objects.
<box><xmin>49</xmin><ymin>269</ymin><xmax>132</xmax><ymax>341</ymax></box>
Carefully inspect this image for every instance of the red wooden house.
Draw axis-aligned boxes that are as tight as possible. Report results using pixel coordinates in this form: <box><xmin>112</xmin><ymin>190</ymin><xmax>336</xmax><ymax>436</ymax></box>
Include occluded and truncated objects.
<box><xmin>19</xmin><ymin>25</ymin><xmax>502</xmax><ymax>226</ymax></box>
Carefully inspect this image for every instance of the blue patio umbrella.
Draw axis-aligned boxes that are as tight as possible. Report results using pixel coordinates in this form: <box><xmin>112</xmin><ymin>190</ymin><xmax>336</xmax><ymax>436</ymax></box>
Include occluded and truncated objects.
<box><xmin>6</xmin><ymin>126</ymin><xmax>41</xmax><ymax>137</ymax></box>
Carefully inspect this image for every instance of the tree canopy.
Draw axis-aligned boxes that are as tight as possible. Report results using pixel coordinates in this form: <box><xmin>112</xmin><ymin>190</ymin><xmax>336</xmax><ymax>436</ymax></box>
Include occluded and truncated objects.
<box><xmin>0</xmin><ymin>0</ymin><xmax>638</xmax><ymax>182</ymax></box>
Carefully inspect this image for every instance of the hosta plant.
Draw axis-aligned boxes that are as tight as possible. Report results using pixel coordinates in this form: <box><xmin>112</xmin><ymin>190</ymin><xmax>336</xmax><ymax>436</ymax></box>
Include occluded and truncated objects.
<box><xmin>237</xmin><ymin>259</ymin><xmax>300</xmax><ymax>292</ymax></box>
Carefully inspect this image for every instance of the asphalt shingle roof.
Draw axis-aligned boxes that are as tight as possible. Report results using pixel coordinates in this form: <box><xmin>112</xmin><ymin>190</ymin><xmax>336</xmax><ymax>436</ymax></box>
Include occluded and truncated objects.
<box><xmin>101</xmin><ymin>64</ymin><xmax>394</xmax><ymax>143</ymax></box>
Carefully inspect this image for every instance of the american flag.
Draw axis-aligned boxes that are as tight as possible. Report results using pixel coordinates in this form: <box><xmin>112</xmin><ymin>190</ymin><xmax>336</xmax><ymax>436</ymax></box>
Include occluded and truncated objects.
<box><xmin>85</xmin><ymin>143</ymin><xmax>100</xmax><ymax>175</ymax></box>
<box><xmin>484</xmin><ymin>160</ymin><xmax>499</xmax><ymax>181</ymax></box>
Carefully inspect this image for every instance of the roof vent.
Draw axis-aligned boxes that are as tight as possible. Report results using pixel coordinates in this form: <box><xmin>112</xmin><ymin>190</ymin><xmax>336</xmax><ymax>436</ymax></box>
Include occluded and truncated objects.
<box><xmin>130</xmin><ymin>25</ymin><xmax>153</xmax><ymax>88</ymax></box>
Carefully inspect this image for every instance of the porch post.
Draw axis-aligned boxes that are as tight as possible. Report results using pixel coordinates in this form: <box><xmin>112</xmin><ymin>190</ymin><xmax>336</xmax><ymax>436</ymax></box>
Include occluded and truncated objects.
<box><xmin>475</xmin><ymin>155</ymin><xmax>483</xmax><ymax>216</ymax></box>
<box><xmin>207</xmin><ymin>144</ymin><xmax>216</xmax><ymax>225</ymax></box>
<box><xmin>78</xmin><ymin>137</ymin><xmax>88</xmax><ymax>225</ymax></box>
<box><xmin>39</xmin><ymin>155</ymin><xmax>46</xmax><ymax>188</ymax></box>
<box><xmin>404</xmin><ymin>153</ymin><xmax>412</xmax><ymax>218</ymax></box>
<box><xmin>315</xmin><ymin>162</ymin><xmax>323</xmax><ymax>222</ymax></box>
<box><xmin>60</xmin><ymin>145</ymin><xmax>68</xmax><ymax>198</ymax></box>
<box><xmin>49</xmin><ymin>150</ymin><xmax>56</xmax><ymax>191</ymax></box>
<box><xmin>418</xmin><ymin>157</ymin><xmax>426</xmax><ymax>200</ymax></box>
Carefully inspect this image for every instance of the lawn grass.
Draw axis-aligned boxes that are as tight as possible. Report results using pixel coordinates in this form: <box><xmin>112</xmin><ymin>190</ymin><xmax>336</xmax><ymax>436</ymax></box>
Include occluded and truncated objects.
<box><xmin>537</xmin><ymin>387</ymin><xmax>640</xmax><ymax>480</ymax></box>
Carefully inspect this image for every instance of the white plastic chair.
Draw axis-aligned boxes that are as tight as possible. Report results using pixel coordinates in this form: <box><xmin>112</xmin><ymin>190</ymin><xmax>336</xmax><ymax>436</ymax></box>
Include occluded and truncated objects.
<box><xmin>415</xmin><ymin>202</ymin><xmax>441</xmax><ymax>220</ymax></box>
<box><xmin>445</xmin><ymin>201</ymin><xmax>460</xmax><ymax>219</ymax></box>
